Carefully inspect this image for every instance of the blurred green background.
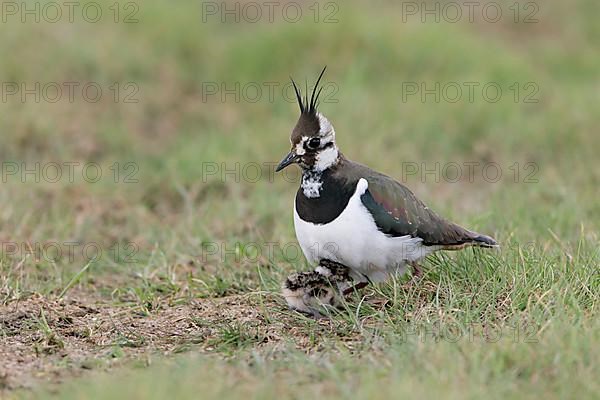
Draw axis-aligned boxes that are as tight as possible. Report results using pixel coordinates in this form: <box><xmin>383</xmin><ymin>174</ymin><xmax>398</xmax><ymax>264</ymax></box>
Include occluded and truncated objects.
<box><xmin>0</xmin><ymin>0</ymin><xmax>598</xmax><ymax>398</ymax></box>
<box><xmin>1</xmin><ymin>0</ymin><xmax>598</xmax><ymax>251</ymax></box>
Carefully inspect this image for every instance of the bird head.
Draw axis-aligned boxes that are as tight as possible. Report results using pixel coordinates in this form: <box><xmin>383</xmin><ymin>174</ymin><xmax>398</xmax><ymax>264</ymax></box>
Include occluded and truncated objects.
<box><xmin>276</xmin><ymin>67</ymin><xmax>339</xmax><ymax>173</ymax></box>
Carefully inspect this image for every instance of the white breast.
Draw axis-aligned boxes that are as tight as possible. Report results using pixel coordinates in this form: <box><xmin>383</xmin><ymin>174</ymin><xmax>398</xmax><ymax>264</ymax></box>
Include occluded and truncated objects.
<box><xmin>293</xmin><ymin>178</ymin><xmax>438</xmax><ymax>282</ymax></box>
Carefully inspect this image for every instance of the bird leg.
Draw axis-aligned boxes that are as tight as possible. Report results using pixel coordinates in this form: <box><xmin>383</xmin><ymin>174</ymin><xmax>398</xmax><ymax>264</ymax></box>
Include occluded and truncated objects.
<box><xmin>342</xmin><ymin>281</ymin><xmax>369</xmax><ymax>296</ymax></box>
<box><xmin>408</xmin><ymin>261</ymin><xmax>423</xmax><ymax>278</ymax></box>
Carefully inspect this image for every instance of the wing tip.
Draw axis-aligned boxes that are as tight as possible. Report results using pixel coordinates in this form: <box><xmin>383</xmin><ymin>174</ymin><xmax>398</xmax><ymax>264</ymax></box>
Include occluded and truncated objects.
<box><xmin>472</xmin><ymin>234</ymin><xmax>499</xmax><ymax>248</ymax></box>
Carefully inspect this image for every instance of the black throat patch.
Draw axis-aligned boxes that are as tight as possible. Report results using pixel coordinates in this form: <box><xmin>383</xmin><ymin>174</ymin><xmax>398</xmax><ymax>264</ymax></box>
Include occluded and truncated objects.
<box><xmin>295</xmin><ymin>168</ymin><xmax>357</xmax><ymax>224</ymax></box>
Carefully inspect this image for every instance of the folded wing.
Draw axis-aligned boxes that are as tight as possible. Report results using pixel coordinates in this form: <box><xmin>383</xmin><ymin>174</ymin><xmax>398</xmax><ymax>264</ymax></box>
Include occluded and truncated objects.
<box><xmin>341</xmin><ymin>161</ymin><xmax>497</xmax><ymax>248</ymax></box>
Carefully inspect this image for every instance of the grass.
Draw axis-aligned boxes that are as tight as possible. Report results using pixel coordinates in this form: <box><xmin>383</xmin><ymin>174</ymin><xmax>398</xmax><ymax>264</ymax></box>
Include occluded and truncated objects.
<box><xmin>0</xmin><ymin>0</ymin><xmax>598</xmax><ymax>398</ymax></box>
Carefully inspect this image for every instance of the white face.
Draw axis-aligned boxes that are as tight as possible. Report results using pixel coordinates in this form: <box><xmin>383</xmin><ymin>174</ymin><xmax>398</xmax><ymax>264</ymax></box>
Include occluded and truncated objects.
<box><xmin>294</xmin><ymin>113</ymin><xmax>339</xmax><ymax>171</ymax></box>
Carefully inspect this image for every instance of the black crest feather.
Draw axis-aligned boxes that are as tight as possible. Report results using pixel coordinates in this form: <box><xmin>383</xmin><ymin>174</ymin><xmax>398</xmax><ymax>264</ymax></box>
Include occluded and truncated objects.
<box><xmin>290</xmin><ymin>66</ymin><xmax>327</xmax><ymax>115</ymax></box>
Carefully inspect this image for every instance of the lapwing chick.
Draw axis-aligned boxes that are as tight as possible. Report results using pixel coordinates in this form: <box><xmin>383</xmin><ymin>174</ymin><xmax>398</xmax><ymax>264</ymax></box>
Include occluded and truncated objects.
<box><xmin>282</xmin><ymin>260</ymin><xmax>352</xmax><ymax>317</ymax></box>
<box><xmin>277</xmin><ymin>67</ymin><xmax>498</xmax><ymax>311</ymax></box>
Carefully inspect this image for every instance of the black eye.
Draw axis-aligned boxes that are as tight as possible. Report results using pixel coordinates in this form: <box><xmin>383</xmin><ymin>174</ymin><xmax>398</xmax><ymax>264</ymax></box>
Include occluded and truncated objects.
<box><xmin>307</xmin><ymin>138</ymin><xmax>321</xmax><ymax>149</ymax></box>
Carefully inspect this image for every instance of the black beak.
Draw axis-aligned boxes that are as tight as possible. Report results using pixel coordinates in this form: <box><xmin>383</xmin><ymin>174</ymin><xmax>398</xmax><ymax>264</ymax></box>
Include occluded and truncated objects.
<box><xmin>276</xmin><ymin>151</ymin><xmax>298</xmax><ymax>172</ymax></box>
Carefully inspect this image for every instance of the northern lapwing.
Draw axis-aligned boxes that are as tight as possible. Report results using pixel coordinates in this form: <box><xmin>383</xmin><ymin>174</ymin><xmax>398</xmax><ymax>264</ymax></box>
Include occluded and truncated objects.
<box><xmin>277</xmin><ymin>67</ymin><xmax>498</xmax><ymax>315</ymax></box>
<box><xmin>282</xmin><ymin>259</ymin><xmax>352</xmax><ymax>317</ymax></box>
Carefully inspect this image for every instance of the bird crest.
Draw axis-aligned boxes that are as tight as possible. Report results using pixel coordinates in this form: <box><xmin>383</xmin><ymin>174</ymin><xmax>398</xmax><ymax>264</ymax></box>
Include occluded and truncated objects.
<box><xmin>290</xmin><ymin>66</ymin><xmax>327</xmax><ymax>116</ymax></box>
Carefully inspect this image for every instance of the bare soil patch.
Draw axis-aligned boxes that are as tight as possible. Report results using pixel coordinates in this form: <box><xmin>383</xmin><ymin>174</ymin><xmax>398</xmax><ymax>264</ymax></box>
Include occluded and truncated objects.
<box><xmin>0</xmin><ymin>290</ymin><xmax>354</xmax><ymax>392</ymax></box>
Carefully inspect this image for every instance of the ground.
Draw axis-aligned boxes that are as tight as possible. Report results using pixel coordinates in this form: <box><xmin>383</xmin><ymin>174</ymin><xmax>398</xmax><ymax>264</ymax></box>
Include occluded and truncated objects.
<box><xmin>0</xmin><ymin>0</ymin><xmax>599</xmax><ymax>399</ymax></box>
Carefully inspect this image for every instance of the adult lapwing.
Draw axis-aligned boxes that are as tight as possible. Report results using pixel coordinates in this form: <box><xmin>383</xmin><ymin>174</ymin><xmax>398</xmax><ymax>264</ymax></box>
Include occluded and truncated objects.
<box><xmin>277</xmin><ymin>67</ymin><xmax>497</xmax><ymax>315</ymax></box>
